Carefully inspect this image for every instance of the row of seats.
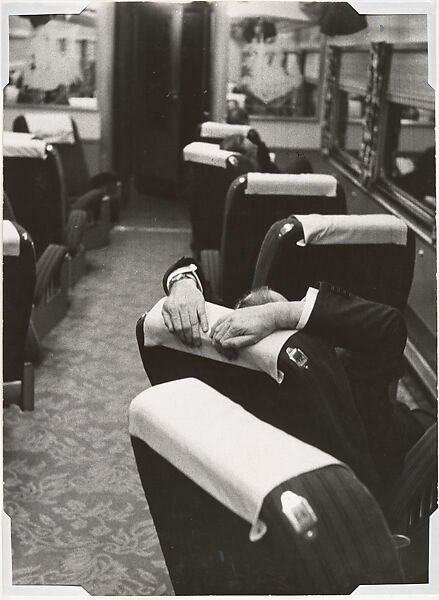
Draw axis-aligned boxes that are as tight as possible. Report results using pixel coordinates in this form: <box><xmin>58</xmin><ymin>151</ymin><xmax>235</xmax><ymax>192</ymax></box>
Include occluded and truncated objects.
<box><xmin>3</xmin><ymin>114</ymin><xmax>123</xmax><ymax>411</ymax></box>
<box><xmin>182</xmin><ymin>122</ymin><xmax>346</xmax><ymax>306</ymax></box>
<box><xmin>129</xmin><ymin>122</ymin><xmax>436</xmax><ymax>593</ymax></box>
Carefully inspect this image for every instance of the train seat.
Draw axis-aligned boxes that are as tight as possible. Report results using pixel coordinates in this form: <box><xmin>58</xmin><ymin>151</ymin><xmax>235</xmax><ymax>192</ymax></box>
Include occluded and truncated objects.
<box><xmin>134</xmin><ymin>300</ymin><xmax>436</xmax><ymax>589</ymax></box>
<box><xmin>200</xmin><ymin>172</ymin><xmax>346</xmax><ymax>307</ymax></box>
<box><xmin>129</xmin><ymin>377</ymin><xmax>404</xmax><ymax>594</ymax></box>
<box><xmin>13</xmin><ymin>114</ymin><xmax>116</xmax><ymax>248</ymax></box>
<box><xmin>252</xmin><ymin>213</ymin><xmax>415</xmax><ymax>310</ymax></box>
<box><xmin>182</xmin><ymin>141</ymin><xmax>253</xmax><ymax>253</ymax></box>
<box><xmin>3</xmin><ymin>131</ymin><xmax>88</xmax><ymax>289</ymax></box>
<box><xmin>3</xmin><ymin>220</ymin><xmax>36</xmax><ymax>411</ymax></box>
<box><xmin>3</xmin><ymin>131</ymin><xmax>66</xmax><ymax>256</ymax></box>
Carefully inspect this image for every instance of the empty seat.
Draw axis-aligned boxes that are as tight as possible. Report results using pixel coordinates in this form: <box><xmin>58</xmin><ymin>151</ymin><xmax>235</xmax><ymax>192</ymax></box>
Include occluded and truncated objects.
<box><xmin>3</xmin><ymin>220</ymin><xmax>36</xmax><ymax>410</ymax></box>
<box><xmin>3</xmin><ymin>184</ymin><xmax>70</xmax><ymax>341</ymax></box>
<box><xmin>182</xmin><ymin>141</ymin><xmax>253</xmax><ymax>252</ymax></box>
<box><xmin>3</xmin><ymin>132</ymin><xmax>67</xmax><ymax>257</ymax></box>
<box><xmin>201</xmin><ymin>173</ymin><xmax>346</xmax><ymax>306</ymax></box>
<box><xmin>253</xmin><ymin>213</ymin><xmax>415</xmax><ymax>309</ymax></box>
<box><xmin>13</xmin><ymin>114</ymin><xmax>117</xmax><ymax>248</ymax></box>
<box><xmin>3</xmin><ymin>132</ymin><xmax>87</xmax><ymax>289</ymax></box>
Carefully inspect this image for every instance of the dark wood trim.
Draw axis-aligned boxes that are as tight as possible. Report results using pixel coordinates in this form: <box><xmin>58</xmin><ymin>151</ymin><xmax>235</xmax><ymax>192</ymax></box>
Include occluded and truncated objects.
<box><xmin>329</xmin><ymin>44</ymin><xmax>369</xmax><ymax>52</ymax></box>
<box><xmin>386</xmin><ymin>93</ymin><xmax>434</xmax><ymax>111</ymax></box>
<box><xmin>248</xmin><ymin>115</ymin><xmax>319</xmax><ymax>123</ymax></box>
<box><xmin>390</xmin><ymin>42</ymin><xmax>428</xmax><ymax>52</ymax></box>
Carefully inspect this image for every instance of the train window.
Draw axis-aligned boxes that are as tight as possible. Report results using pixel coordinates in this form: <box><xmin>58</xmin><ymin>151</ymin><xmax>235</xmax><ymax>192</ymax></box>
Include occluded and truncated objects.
<box><xmin>335</xmin><ymin>91</ymin><xmax>365</xmax><ymax>166</ymax></box>
<box><xmin>377</xmin><ymin>46</ymin><xmax>435</xmax><ymax>227</ymax></box>
<box><xmin>379</xmin><ymin>103</ymin><xmax>435</xmax><ymax>220</ymax></box>
<box><xmin>5</xmin><ymin>10</ymin><xmax>97</xmax><ymax>107</ymax></box>
<box><xmin>227</xmin><ymin>5</ymin><xmax>322</xmax><ymax>120</ymax></box>
<box><xmin>325</xmin><ymin>48</ymin><xmax>370</xmax><ymax>174</ymax></box>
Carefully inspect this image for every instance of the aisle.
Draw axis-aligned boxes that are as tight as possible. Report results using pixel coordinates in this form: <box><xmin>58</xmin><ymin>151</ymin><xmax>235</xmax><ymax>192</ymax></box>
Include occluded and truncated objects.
<box><xmin>3</xmin><ymin>191</ymin><xmax>191</xmax><ymax>595</ymax></box>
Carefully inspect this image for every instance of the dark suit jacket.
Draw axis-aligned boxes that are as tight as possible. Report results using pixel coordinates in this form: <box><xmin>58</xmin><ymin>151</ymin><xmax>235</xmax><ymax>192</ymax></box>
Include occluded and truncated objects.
<box><xmin>147</xmin><ymin>259</ymin><xmax>423</xmax><ymax>494</ymax></box>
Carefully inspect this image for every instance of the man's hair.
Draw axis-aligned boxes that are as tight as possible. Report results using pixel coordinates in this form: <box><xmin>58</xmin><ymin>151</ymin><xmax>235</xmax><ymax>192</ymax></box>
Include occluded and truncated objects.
<box><xmin>235</xmin><ymin>286</ymin><xmax>274</xmax><ymax>309</ymax></box>
<box><xmin>220</xmin><ymin>134</ymin><xmax>247</xmax><ymax>154</ymax></box>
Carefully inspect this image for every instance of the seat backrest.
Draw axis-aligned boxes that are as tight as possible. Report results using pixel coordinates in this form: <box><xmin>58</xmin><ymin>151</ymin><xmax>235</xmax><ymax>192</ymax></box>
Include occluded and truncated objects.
<box><xmin>14</xmin><ymin>115</ymin><xmax>90</xmax><ymax>198</ymax></box>
<box><xmin>3</xmin><ymin>221</ymin><xmax>36</xmax><ymax>382</ymax></box>
<box><xmin>3</xmin><ymin>132</ymin><xmax>67</xmax><ymax>257</ymax></box>
<box><xmin>183</xmin><ymin>143</ymin><xmax>254</xmax><ymax>251</ymax></box>
<box><xmin>131</xmin><ymin>367</ymin><xmax>403</xmax><ymax>594</ymax></box>
<box><xmin>253</xmin><ymin>214</ymin><xmax>415</xmax><ymax>310</ymax></box>
<box><xmin>220</xmin><ymin>174</ymin><xmax>346</xmax><ymax>307</ymax></box>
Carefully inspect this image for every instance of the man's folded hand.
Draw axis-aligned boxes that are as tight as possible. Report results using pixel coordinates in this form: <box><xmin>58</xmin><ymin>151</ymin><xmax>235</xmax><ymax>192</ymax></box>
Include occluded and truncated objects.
<box><xmin>162</xmin><ymin>278</ymin><xmax>208</xmax><ymax>347</ymax></box>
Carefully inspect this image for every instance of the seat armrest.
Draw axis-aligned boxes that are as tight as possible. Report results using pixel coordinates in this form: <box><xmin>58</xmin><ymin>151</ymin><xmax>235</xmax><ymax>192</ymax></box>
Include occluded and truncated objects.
<box><xmin>90</xmin><ymin>170</ymin><xmax>121</xmax><ymax>187</ymax></box>
<box><xmin>73</xmin><ymin>188</ymin><xmax>104</xmax><ymax>211</ymax></box>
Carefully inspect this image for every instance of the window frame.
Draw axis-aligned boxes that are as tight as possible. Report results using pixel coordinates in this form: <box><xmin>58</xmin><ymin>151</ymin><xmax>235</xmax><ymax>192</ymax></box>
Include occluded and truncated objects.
<box><xmin>374</xmin><ymin>43</ymin><xmax>435</xmax><ymax>232</ymax></box>
<box><xmin>326</xmin><ymin>42</ymin><xmax>435</xmax><ymax>240</ymax></box>
<box><xmin>328</xmin><ymin>46</ymin><xmax>370</xmax><ymax>175</ymax></box>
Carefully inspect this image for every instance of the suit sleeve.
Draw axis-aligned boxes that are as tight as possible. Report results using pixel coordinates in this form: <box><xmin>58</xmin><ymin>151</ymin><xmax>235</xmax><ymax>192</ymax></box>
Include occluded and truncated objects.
<box><xmin>162</xmin><ymin>257</ymin><xmax>208</xmax><ymax>296</ymax></box>
<box><xmin>302</xmin><ymin>282</ymin><xmax>407</xmax><ymax>381</ymax></box>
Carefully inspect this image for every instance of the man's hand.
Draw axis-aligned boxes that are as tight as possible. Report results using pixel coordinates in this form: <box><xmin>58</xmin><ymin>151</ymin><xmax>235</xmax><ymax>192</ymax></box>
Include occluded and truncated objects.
<box><xmin>162</xmin><ymin>278</ymin><xmax>208</xmax><ymax>347</ymax></box>
<box><xmin>210</xmin><ymin>304</ymin><xmax>278</xmax><ymax>353</ymax></box>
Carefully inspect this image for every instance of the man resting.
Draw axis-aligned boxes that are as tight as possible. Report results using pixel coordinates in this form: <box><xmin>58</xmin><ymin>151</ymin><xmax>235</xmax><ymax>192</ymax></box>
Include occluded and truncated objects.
<box><xmin>157</xmin><ymin>258</ymin><xmax>429</xmax><ymax>495</ymax></box>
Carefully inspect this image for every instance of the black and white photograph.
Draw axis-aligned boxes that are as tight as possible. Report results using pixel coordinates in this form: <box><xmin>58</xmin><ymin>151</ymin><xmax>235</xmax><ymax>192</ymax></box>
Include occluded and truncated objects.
<box><xmin>2</xmin><ymin>0</ymin><xmax>437</xmax><ymax>597</ymax></box>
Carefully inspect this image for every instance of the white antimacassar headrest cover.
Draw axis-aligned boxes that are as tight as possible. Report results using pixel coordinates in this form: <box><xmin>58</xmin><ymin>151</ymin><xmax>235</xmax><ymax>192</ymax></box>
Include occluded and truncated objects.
<box><xmin>200</xmin><ymin>121</ymin><xmax>251</xmax><ymax>139</ymax></box>
<box><xmin>245</xmin><ymin>173</ymin><xmax>338</xmax><ymax>196</ymax></box>
<box><xmin>3</xmin><ymin>131</ymin><xmax>48</xmax><ymax>160</ymax></box>
<box><xmin>143</xmin><ymin>297</ymin><xmax>297</xmax><ymax>383</ymax></box>
<box><xmin>129</xmin><ymin>378</ymin><xmax>341</xmax><ymax>541</ymax></box>
<box><xmin>295</xmin><ymin>214</ymin><xmax>408</xmax><ymax>246</ymax></box>
<box><xmin>183</xmin><ymin>142</ymin><xmax>239</xmax><ymax>169</ymax></box>
<box><xmin>3</xmin><ymin>220</ymin><xmax>21</xmax><ymax>256</ymax></box>
<box><xmin>24</xmin><ymin>112</ymin><xmax>75</xmax><ymax>144</ymax></box>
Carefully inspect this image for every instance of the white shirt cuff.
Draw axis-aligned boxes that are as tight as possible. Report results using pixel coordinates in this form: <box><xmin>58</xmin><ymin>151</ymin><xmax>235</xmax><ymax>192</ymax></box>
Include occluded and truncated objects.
<box><xmin>296</xmin><ymin>287</ymin><xmax>319</xmax><ymax>330</ymax></box>
<box><xmin>166</xmin><ymin>264</ymin><xmax>203</xmax><ymax>294</ymax></box>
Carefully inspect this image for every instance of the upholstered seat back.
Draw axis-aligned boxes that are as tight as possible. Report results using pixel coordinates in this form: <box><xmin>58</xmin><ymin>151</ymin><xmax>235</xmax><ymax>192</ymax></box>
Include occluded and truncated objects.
<box><xmin>183</xmin><ymin>144</ymin><xmax>254</xmax><ymax>252</ymax></box>
<box><xmin>3</xmin><ymin>221</ymin><xmax>36</xmax><ymax>382</ymax></box>
<box><xmin>220</xmin><ymin>174</ymin><xmax>346</xmax><ymax>307</ymax></box>
<box><xmin>253</xmin><ymin>214</ymin><xmax>415</xmax><ymax>309</ymax></box>
<box><xmin>14</xmin><ymin>115</ymin><xmax>90</xmax><ymax>198</ymax></box>
<box><xmin>3</xmin><ymin>131</ymin><xmax>67</xmax><ymax>257</ymax></box>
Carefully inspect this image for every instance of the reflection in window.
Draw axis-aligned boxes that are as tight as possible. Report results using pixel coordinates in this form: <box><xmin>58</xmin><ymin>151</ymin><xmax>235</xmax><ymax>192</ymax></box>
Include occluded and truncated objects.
<box><xmin>384</xmin><ymin>103</ymin><xmax>435</xmax><ymax>211</ymax></box>
<box><xmin>6</xmin><ymin>10</ymin><xmax>97</xmax><ymax>107</ymax></box>
<box><xmin>227</xmin><ymin>9</ymin><xmax>321</xmax><ymax>119</ymax></box>
<box><xmin>336</xmin><ymin>91</ymin><xmax>365</xmax><ymax>161</ymax></box>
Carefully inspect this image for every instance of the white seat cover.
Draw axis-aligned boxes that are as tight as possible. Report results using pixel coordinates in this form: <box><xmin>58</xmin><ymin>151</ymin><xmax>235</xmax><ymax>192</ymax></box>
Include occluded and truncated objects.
<box><xmin>295</xmin><ymin>214</ymin><xmax>408</xmax><ymax>246</ymax></box>
<box><xmin>245</xmin><ymin>173</ymin><xmax>338</xmax><ymax>196</ymax></box>
<box><xmin>143</xmin><ymin>297</ymin><xmax>298</xmax><ymax>383</ymax></box>
<box><xmin>3</xmin><ymin>220</ymin><xmax>21</xmax><ymax>256</ymax></box>
<box><xmin>24</xmin><ymin>112</ymin><xmax>75</xmax><ymax>144</ymax></box>
<box><xmin>183</xmin><ymin>141</ymin><xmax>239</xmax><ymax>168</ymax></box>
<box><xmin>200</xmin><ymin>121</ymin><xmax>251</xmax><ymax>139</ymax></box>
<box><xmin>3</xmin><ymin>131</ymin><xmax>47</xmax><ymax>160</ymax></box>
<box><xmin>129</xmin><ymin>378</ymin><xmax>341</xmax><ymax>540</ymax></box>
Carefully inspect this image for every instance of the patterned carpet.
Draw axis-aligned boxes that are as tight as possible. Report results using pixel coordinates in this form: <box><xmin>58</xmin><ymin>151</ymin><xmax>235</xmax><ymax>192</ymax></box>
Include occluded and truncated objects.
<box><xmin>3</xmin><ymin>193</ymin><xmax>191</xmax><ymax>595</ymax></box>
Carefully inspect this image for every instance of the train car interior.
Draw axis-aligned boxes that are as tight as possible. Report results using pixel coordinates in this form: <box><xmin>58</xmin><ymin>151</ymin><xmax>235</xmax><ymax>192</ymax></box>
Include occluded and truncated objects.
<box><xmin>2</xmin><ymin>1</ymin><xmax>437</xmax><ymax>596</ymax></box>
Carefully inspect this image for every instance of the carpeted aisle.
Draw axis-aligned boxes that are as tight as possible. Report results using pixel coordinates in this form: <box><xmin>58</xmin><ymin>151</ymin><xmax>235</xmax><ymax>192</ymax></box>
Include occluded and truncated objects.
<box><xmin>3</xmin><ymin>192</ymin><xmax>192</xmax><ymax>595</ymax></box>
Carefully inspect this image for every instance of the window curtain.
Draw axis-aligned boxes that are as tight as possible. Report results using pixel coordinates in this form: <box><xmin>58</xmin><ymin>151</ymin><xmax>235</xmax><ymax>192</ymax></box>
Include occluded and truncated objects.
<box><xmin>112</xmin><ymin>3</ymin><xmax>142</xmax><ymax>187</ymax></box>
<box><xmin>321</xmin><ymin>45</ymin><xmax>340</xmax><ymax>155</ymax></box>
<box><xmin>359</xmin><ymin>42</ymin><xmax>390</xmax><ymax>187</ymax></box>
